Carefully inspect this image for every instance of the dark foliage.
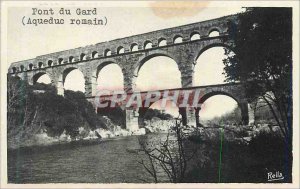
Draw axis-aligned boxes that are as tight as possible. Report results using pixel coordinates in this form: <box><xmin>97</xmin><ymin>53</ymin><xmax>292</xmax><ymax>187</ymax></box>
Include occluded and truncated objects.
<box><xmin>143</xmin><ymin>108</ymin><xmax>173</xmax><ymax>120</ymax></box>
<box><xmin>184</xmin><ymin>132</ymin><xmax>292</xmax><ymax>183</ymax></box>
<box><xmin>97</xmin><ymin>106</ymin><xmax>126</xmax><ymax>128</ymax></box>
<box><xmin>223</xmin><ymin>8</ymin><xmax>292</xmax><ymax>142</ymax></box>
<box><xmin>7</xmin><ymin>76</ymin><xmax>106</xmax><ymax>144</ymax></box>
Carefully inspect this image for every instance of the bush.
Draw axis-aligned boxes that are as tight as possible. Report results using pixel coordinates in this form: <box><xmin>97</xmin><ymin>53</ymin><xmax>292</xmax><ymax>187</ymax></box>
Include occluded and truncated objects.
<box><xmin>7</xmin><ymin>76</ymin><xmax>107</xmax><ymax>147</ymax></box>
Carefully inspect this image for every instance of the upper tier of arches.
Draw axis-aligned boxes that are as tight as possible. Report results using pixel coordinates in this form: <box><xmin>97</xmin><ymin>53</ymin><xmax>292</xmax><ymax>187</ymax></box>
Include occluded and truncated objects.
<box><xmin>10</xmin><ymin>26</ymin><xmax>226</xmax><ymax>74</ymax></box>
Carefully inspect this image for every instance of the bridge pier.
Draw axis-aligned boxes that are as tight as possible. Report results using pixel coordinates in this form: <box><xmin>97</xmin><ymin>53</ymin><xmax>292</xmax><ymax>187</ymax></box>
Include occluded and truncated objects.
<box><xmin>248</xmin><ymin>103</ymin><xmax>255</xmax><ymax>125</ymax></box>
<box><xmin>240</xmin><ymin>102</ymin><xmax>256</xmax><ymax>125</ymax></box>
<box><xmin>195</xmin><ymin>107</ymin><xmax>201</xmax><ymax>127</ymax></box>
<box><xmin>125</xmin><ymin>108</ymin><xmax>139</xmax><ymax>132</ymax></box>
<box><xmin>54</xmin><ymin>79</ymin><xmax>64</xmax><ymax>96</ymax></box>
<box><xmin>186</xmin><ymin>107</ymin><xmax>197</xmax><ymax>127</ymax></box>
<box><xmin>84</xmin><ymin>75</ymin><xmax>97</xmax><ymax>97</ymax></box>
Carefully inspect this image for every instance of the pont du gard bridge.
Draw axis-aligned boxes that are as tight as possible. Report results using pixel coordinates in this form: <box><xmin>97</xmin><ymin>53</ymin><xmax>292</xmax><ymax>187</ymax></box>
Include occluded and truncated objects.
<box><xmin>8</xmin><ymin>14</ymin><xmax>255</xmax><ymax>130</ymax></box>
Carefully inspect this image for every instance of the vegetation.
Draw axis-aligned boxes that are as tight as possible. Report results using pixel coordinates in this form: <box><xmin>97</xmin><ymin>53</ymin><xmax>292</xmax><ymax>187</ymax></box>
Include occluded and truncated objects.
<box><xmin>7</xmin><ymin>76</ymin><xmax>106</xmax><ymax>148</ymax></box>
<box><xmin>143</xmin><ymin>108</ymin><xmax>173</xmax><ymax>120</ymax></box>
<box><xmin>206</xmin><ymin>104</ymin><xmax>277</xmax><ymax>126</ymax></box>
<box><xmin>138</xmin><ymin>120</ymin><xmax>198</xmax><ymax>183</ymax></box>
<box><xmin>185</xmin><ymin>131</ymin><xmax>291</xmax><ymax>183</ymax></box>
<box><xmin>204</xmin><ymin>106</ymin><xmax>242</xmax><ymax>126</ymax></box>
<box><xmin>223</xmin><ymin>8</ymin><xmax>292</xmax><ymax>144</ymax></box>
<box><xmin>97</xmin><ymin>106</ymin><xmax>126</xmax><ymax>129</ymax></box>
<box><xmin>138</xmin><ymin>120</ymin><xmax>292</xmax><ymax>183</ymax></box>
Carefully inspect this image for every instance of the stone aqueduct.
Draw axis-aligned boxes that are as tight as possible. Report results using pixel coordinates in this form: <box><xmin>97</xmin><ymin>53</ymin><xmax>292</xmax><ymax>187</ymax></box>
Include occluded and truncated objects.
<box><xmin>8</xmin><ymin>14</ymin><xmax>255</xmax><ymax>129</ymax></box>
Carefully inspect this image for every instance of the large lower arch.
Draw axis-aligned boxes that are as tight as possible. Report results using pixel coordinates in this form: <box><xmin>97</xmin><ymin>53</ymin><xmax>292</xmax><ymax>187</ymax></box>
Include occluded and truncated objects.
<box><xmin>196</xmin><ymin>42</ymin><xmax>234</xmax><ymax>61</ymax></box>
<box><xmin>32</xmin><ymin>72</ymin><xmax>52</xmax><ymax>85</ymax></box>
<box><xmin>134</xmin><ymin>53</ymin><xmax>181</xmax><ymax>91</ymax></box>
<box><xmin>195</xmin><ymin>91</ymin><xmax>249</xmax><ymax>126</ymax></box>
<box><xmin>194</xmin><ymin>43</ymin><xmax>235</xmax><ymax>86</ymax></box>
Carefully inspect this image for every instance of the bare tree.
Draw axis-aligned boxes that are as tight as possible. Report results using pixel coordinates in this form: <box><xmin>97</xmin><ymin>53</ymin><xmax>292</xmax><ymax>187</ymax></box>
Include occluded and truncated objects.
<box><xmin>138</xmin><ymin>119</ymin><xmax>199</xmax><ymax>183</ymax></box>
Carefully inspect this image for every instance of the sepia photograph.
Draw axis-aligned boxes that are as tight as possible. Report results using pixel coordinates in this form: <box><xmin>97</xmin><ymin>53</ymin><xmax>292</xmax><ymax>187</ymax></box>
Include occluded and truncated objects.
<box><xmin>1</xmin><ymin>1</ymin><xmax>299</xmax><ymax>188</ymax></box>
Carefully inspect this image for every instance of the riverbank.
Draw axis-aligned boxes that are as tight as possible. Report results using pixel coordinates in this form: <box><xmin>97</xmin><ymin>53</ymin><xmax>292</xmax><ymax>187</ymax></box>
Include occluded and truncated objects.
<box><xmin>7</xmin><ymin>116</ymin><xmax>177</xmax><ymax>150</ymax></box>
<box><xmin>7</xmin><ymin>126</ymin><xmax>148</xmax><ymax>150</ymax></box>
<box><xmin>8</xmin><ymin>126</ymin><xmax>292</xmax><ymax>183</ymax></box>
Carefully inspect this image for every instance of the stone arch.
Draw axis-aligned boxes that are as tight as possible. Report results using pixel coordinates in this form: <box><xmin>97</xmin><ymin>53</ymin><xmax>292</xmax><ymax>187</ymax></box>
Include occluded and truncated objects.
<box><xmin>131</xmin><ymin>43</ymin><xmax>138</xmax><ymax>52</ymax></box>
<box><xmin>60</xmin><ymin>67</ymin><xmax>85</xmax><ymax>84</ymax></box>
<box><xmin>133</xmin><ymin>52</ymin><xmax>181</xmax><ymax>91</ymax></box>
<box><xmin>158</xmin><ymin>38</ymin><xmax>167</xmax><ymax>47</ymax></box>
<box><xmin>38</xmin><ymin>62</ymin><xmax>44</xmax><ymax>69</ymax></box>
<box><xmin>104</xmin><ymin>49</ymin><xmax>111</xmax><ymax>57</ymax></box>
<box><xmin>133</xmin><ymin>52</ymin><xmax>179</xmax><ymax>77</ymax></box>
<box><xmin>144</xmin><ymin>40</ymin><xmax>153</xmax><ymax>49</ymax></box>
<box><xmin>195</xmin><ymin>42</ymin><xmax>233</xmax><ymax>61</ymax></box>
<box><xmin>208</xmin><ymin>28</ymin><xmax>221</xmax><ymax>37</ymax></box>
<box><xmin>117</xmin><ymin>46</ymin><xmax>125</xmax><ymax>54</ymax></box>
<box><xmin>199</xmin><ymin>90</ymin><xmax>240</xmax><ymax>104</ymax></box>
<box><xmin>58</xmin><ymin>58</ymin><xmax>64</xmax><ymax>64</ymax></box>
<box><xmin>173</xmin><ymin>35</ymin><xmax>183</xmax><ymax>44</ymax></box>
<box><xmin>20</xmin><ymin>65</ymin><xmax>25</xmax><ymax>72</ymax></box>
<box><xmin>28</xmin><ymin>64</ymin><xmax>33</xmax><ymax>70</ymax></box>
<box><xmin>196</xmin><ymin>90</ymin><xmax>248</xmax><ymax>125</ymax></box>
<box><xmin>69</xmin><ymin>56</ymin><xmax>75</xmax><ymax>63</ymax></box>
<box><xmin>92</xmin><ymin>51</ymin><xmax>99</xmax><ymax>58</ymax></box>
<box><xmin>80</xmin><ymin>53</ymin><xmax>87</xmax><ymax>61</ymax></box>
<box><xmin>48</xmin><ymin>60</ymin><xmax>53</xmax><ymax>67</ymax></box>
<box><xmin>58</xmin><ymin>66</ymin><xmax>86</xmax><ymax>94</ymax></box>
<box><xmin>94</xmin><ymin>61</ymin><xmax>124</xmax><ymax>91</ymax></box>
<box><xmin>194</xmin><ymin>42</ymin><xmax>235</xmax><ymax>86</ymax></box>
<box><xmin>190</xmin><ymin>31</ymin><xmax>201</xmax><ymax>41</ymax></box>
<box><xmin>32</xmin><ymin>72</ymin><xmax>52</xmax><ymax>84</ymax></box>
<box><xmin>12</xmin><ymin>67</ymin><xmax>17</xmax><ymax>73</ymax></box>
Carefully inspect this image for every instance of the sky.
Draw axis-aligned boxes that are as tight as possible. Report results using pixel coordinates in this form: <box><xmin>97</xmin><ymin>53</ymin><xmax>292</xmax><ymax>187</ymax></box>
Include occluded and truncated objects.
<box><xmin>7</xmin><ymin>1</ymin><xmax>244</xmax><ymax>119</ymax></box>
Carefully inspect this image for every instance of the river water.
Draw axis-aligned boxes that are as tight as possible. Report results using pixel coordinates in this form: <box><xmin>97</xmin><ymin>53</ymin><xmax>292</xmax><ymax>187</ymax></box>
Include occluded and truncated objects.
<box><xmin>8</xmin><ymin>135</ymin><xmax>169</xmax><ymax>183</ymax></box>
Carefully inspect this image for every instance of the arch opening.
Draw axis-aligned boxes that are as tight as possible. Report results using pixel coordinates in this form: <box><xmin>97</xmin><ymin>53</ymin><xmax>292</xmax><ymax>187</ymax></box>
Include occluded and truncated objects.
<box><xmin>69</xmin><ymin>56</ymin><xmax>75</xmax><ymax>63</ymax></box>
<box><xmin>104</xmin><ymin>49</ymin><xmax>111</xmax><ymax>57</ymax></box>
<box><xmin>198</xmin><ymin>94</ymin><xmax>241</xmax><ymax>125</ymax></box>
<box><xmin>117</xmin><ymin>46</ymin><xmax>125</xmax><ymax>54</ymax></box>
<box><xmin>135</xmin><ymin>55</ymin><xmax>181</xmax><ymax>91</ymax></box>
<box><xmin>33</xmin><ymin>72</ymin><xmax>51</xmax><ymax>84</ymax></box>
<box><xmin>58</xmin><ymin>58</ymin><xmax>64</xmax><ymax>65</ymax></box>
<box><xmin>194</xmin><ymin>46</ymin><xmax>233</xmax><ymax>86</ymax></box>
<box><xmin>38</xmin><ymin>62</ymin><xmax>44</xmax><ymax>69</ymax></box>
<box><xmin>28</xmin><ymin>64</ymin><xmax>33</xmax><ymax>70</ymax></box>
<box><xmin>131</xmin><ymin>43</ymin><xmax>138</xmax><ymax>52</ymax></box>
<box><xmin>144</xmin><ymin>41</ymin><xmax>153</xmax><ymax>49</ymax></box>
<box><xmin>63</xmin><ymin>68</ymin><xmax>85</xmax><ymax>92</ymax></box>
<box><xmin>191</xmin><ymin>32</ymin><xmax>201</xmax><ymax>41</ymax></box>
<box><xmin>20</xmin><ymin>65</ymin><xmax>25</xmax><ymax>71</ymax></box>
<box><xmin>209</xmin><ymin>30</ymin><xmax>220</xmax><ymax>37</ymax></box>
<box><xmin>174</xmin><ymin>35</ymin><xmax>183</xmax><ymax>44</ymax></box>
<box><xmin>80</xmin><ymin>53</ymin><xmax>87</xmax><ymax>61</ymax></box>
<box><xmin>12</xmin><ymin>67</ymin><xmax>17</xmax><ymax>73</ymax></box>
<box><xmin>96</xmin><ymin>63</ymin><xmax>124</xmax><ymax>91</ymax></box>
<box><xmin>92</xmin><ymin>51</ymin><xmax>99</xmax><ymax>59</ymax></box>
<box><xmin>158</xmin><ymin>38</ymin><xmax>167</xmax><ymax>47</ymax></box>
<box><xmin>48</xmin><ymin>60</ymin><xmax>53</xmax><ymax>67</ymax></box>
